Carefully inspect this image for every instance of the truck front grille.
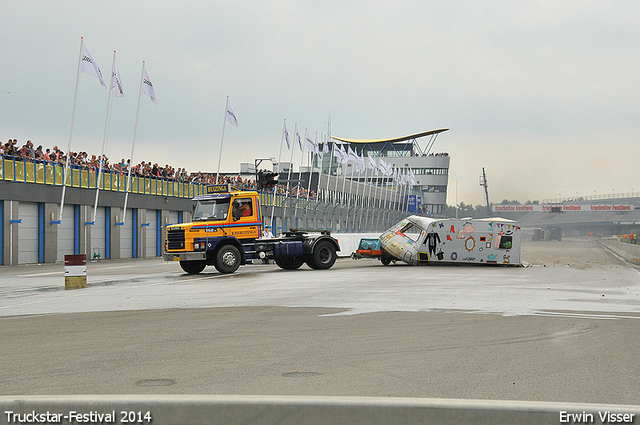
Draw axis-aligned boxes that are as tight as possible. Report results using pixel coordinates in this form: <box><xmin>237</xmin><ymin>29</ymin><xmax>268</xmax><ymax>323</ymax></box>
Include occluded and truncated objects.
<box><xmin>167</xmin><ymin>229</ymin><xmax>185</xmax><ymax>250</ymax></box>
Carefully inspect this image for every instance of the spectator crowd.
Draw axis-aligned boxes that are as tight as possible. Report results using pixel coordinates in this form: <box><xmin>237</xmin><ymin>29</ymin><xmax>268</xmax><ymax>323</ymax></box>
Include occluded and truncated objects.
<box><xmin>1</xmin><ymin>138</ymin><xmax>316</xmax><ymax>198</ymax></box>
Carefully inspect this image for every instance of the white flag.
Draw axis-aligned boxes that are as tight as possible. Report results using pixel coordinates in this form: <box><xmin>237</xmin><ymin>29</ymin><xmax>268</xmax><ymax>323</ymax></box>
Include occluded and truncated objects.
<box><xmin>80</xmin><ymin>44</ymin><xmax>106</xmax><ymax>87</ymax></box>
<box><xmin>408</xmin><ymin>169</ymin><xmax>418</xmax><ymax>186</ymax></box>
<box><xmin>339</xmin><ymin>145</ymin><xmax>348</xmax><ymax>164</ymax></box>
<box><xmin>378</xmin><ymin>158</ymin><xmax>390</xmax><ymax>175</ymax></box>
<box><xmin>323</xmin><ymin>142</ymin><xmax>329</xmax><ymax>154</ymax></box>
<box><xmin>347</xmin><ymin>145</ymin><xmax>358</xmax><ymax>163</ymax></box>
<box><xmin>333</xmin><ymin>143</ymin><xmax>342</xmax><ymax>159</ymax></box>
<box><xmin>142</xmin><ymin>68</ymin><xmax>158</xmax><ymax>105</ymax></box>
<box><xmin>226</xmin><ymin>100</ymin><xmax>238</xmax><ymax>127</ymax></box>
<box><xmin>284</xmin><ymin>122</ymin><xmax>291</xmax><ymax>150</ymax></box>
<box><xmin>111</xmin><ymin>59</ymin><xmax>124</xmax><ymax>97</ymax></box>
<box><xmin>305</xmin><ymin>129</ymin><xmax>315</xmax><ymax>152</ymax></box>
<box><xmin>357</xmin><ymin>152</ymin><xmax>365</xmax><ymax>172</ymax></box>
<box><xmin>296</xmin><ymin>128</ymin><xmax>302</xmax><ymax>151</ymax></box>
<box><xmin>368</xmin><ymin>155</ymin><xmax>377</xmax><ymax>170</ymax></box>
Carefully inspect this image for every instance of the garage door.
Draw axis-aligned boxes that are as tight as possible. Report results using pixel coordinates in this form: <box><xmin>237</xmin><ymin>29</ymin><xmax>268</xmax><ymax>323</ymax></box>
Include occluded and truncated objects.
<box><xmin>91</xmin><ymin>207</ymin><xmax>106</xmax><ymax>261</ymax></box>
<box><xmin>120</xmin><ymin>210</ymin><xmax>134</xmax><ymax>259</ymax></box>
<box><xmin>57</xmin><ymin>205</ymin><xmax>75</xmax><ymax>262</ymax></box>
<box><xmin>145</xmin><ymin>209</ymin><xmax>158</xmax><ymax>257</ymax></box>
<box><xmin>18</xmin><ymin>202</ymin><xmax>39</xmax><ymax>264</ymax></box>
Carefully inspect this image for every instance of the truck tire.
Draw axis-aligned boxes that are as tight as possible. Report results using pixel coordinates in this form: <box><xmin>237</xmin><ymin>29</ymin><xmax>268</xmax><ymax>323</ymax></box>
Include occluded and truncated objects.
<box><xmin>214</xmin><ymin>244</ymin><xmax>241</xmax><ymax>274</ymax></box>
<box><xmin>180</xmin><ymin>260</ymin><xmax>206</xmax><ymax>275</ymax></box>
<box><xmin>307</xmin><ymin>240</ymin><xmax>336</xmax><ymax>270</ymax></box>
<box><xmin>381</xmin><ymin>257</ymin><xmax>392</xmax><ymax>266</ymax></box>
<box><xmin>275</xmin><ymin>256</ymin><xmax>304</xmax><ymax>270</ymax></box>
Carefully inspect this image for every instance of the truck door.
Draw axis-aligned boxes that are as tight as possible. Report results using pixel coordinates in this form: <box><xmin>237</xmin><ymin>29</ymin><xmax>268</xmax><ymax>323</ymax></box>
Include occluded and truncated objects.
<box><xmin>231</xmin><ymin>197</ymin><xmax>260</xmax><ymax>239</ymax></box>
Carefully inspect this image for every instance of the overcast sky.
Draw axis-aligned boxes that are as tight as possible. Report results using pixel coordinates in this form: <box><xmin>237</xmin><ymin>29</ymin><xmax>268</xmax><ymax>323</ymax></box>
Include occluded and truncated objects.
<box><xmin>2</xmin><ymin>1</ymin><xmax>639</xmax><ymax>205</ymax></box>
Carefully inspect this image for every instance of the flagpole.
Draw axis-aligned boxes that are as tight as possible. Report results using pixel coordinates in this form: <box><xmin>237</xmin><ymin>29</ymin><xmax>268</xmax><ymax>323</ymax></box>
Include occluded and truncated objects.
<box><xmin>305</xmin><ymin>131</ymin><xmax>316</xmax><ymax>206</ymax></box>
<box><xmin>371</xmin><ymin>165</ymin><xmax>380</xmax><ymax>232</ymax></box>
<box><xmin>270</xmin><ymin>118</ymin><xmax>287</xmax><ymax>229</ymax></box>
<box><xmin>216</xmin><ymin>96</ymin><xmax>229</xmax><ymax>183</ymax></box>
<box><xmin>331</xmin><ymin>140</ymin><xmax>340</xmax><ymax>209</ymax></box>
<box><xmin>351</xmin><ymin>150</ymin><xmax>363</xmax><ymax>231</ymax></box>
<box><xmin>315</xmin><ymin>133</ymin><xmax>325</xmax><ymax>208</ymax></box>
<box><xmin>92</xmin><ymin>50</ymin><xmax>117</xmax><ymax>225</ymax></box>
<box><xmin>283</xmin><ymin>123</ymin><xmax>297</xmax><ymax>231</ymax></box>
<box><xmin>294</xmin><ymin>128</ymin><xmax>308</xmax><ymax>222</ymax></box>
<box><xmin>326</xmin><ymin>139</ymin><xmax>338</xmax><ymax>231</ymax></box>
<box><xmin>57</xmin><ymin>37</ymin><xmax>85</xmax><ymax>224</ymax></box>
<box><xmin>400</xmin><ymin>168</ymin><xmax>407</xmax><ymax>213</ymax></box>
<box><xmin>359</xmin><ymin>155</ymin><xmax>372</xmax><ymax>231</ymax></box>
<box><xmin>382</xmin><ymin>170</ymin><xmax>391</xmax><ymax>228</ymax></box>
<box><xmin>339</xmin><ymin>146</ymin><xmax>349</xmax><ymax>231</ymax></box>
<box><xmin>121</xmin><ymin>61</ymin><xmax>145</xmax><ymax>225</ymax></box>
<box><xmin>323</xmin><ymin>133</ymin><xmax>335</xmax><ymax>208</ymax></box>
<box><xmin>346</xmin><ymin>153</ymin><xmax>356</xmax><ymax>232</ymax></box>
<box><xmin>364</xmin><ymin>157</ymin><xmax>376</xmax><ymax>231</ymax></box>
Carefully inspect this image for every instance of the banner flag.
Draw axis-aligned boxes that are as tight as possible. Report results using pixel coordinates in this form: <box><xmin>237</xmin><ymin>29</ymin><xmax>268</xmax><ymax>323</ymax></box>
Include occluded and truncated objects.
<box><xmin>356</xmin><ymin>151</ymin><xmax>365</xmax><ymax>172</ymax></box>
<box><xmin>339</xmin><ymin>144</ymin><xmax>348</xmax><ymax>164</ymax></box>
<box><xmin>378</xmin><ymin>158</ymin><xmax>389</xmax><ymax>175</ymax></box>
<box><xmin>142</xmin><ymin>68</ymin><xmax>158</xmax><ymax>105</ymax></box>
<box><xmin>408</xmin><ymin>169</ymin><xmax>418</xmax><ymax>185</ymax></box>
<box><xmin>333</xmin><ymin>143</ymin><xmax>342</xmax><ymax>158</ymax></box>
<box><xmin>368</xmin><ymin>155</ymin><xmax>377</xmax><ymax>170</ymax></box>
<box><xmin>80</xmin><ymin>44</ymin><xmax>106</xmax><ymax>87</ymax></box>
<box><xmin>111</xmin><ymin>59</ymin><xmax>124</xmax><ymax>97</ymax></box>
<box><xmin>305</xmin><ymin>129</ymin><xmax>316</xmax><ymax>152</ymax></box>
<box><xmin>347</xmin><ymin>145</ymin><xmax>358</xmax><ymax>163</ymax></box>
<box><xmin>323</xmin><ymin>142</ymin><xmax>329</xmax><ymax>154</ymax></box>
<box><xmin>226</xmin><ymin>100</ymin><xmax>238</xmax><ymax>127</ymax></box>
<box><xmin>284</xmin><ymin>122</ymin><xmax>291</xmax><ymax>150</ymax></box>
<box><xmin>296</xmin><ymin>128</ymin><xmax>302</xmax><ymax>151</ymax></box>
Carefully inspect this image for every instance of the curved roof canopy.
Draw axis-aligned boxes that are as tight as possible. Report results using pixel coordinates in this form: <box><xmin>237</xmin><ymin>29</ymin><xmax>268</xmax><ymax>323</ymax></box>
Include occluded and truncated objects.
<box><xmin>331</xmin><ymin>128</ymin><xmax>449</xmax><ymax>144</ymax></box>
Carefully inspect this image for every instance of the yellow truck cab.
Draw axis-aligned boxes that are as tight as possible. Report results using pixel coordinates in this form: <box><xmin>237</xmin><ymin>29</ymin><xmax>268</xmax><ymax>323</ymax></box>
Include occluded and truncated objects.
<box><xmin>163</xmin><ymin>184</ymin><xmax>340</xmax><ymax>274</ymax></box>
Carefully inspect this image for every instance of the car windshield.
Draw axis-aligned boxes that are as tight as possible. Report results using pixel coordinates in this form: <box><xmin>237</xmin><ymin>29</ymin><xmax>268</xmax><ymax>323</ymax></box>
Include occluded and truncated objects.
<box><xmin>192</xmin><ymin>198</ymin><xmax>230</xmax><ymax>221</ymax></box>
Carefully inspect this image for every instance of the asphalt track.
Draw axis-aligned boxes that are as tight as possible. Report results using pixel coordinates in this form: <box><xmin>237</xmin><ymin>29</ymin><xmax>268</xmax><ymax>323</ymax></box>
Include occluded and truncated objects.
<box><xmin>0</xmin><ymin>239</ymin><xmax>639</xmax><ymax>406</ymax></box>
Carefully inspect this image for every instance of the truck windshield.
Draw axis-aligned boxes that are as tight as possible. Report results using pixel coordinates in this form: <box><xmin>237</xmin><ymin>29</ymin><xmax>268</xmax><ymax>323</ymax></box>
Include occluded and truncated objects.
<box><xmin>192</xmin><ymin>199</ymin><xmax>231</xmax><ymax>221</ymax></box>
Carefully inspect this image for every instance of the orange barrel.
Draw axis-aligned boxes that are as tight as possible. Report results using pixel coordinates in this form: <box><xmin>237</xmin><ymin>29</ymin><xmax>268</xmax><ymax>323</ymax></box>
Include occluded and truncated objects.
<box><xmin>64</xmin><ymin>254</ymin><xmax>87</xmax><ymax>289</ymax></box>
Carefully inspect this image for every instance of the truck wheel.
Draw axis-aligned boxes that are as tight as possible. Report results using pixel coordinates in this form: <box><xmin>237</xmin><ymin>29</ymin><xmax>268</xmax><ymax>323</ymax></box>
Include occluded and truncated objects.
<box><xmin>214</xmin><ymin>245</ymin><xmax>241</xmax><ymax>274</ymax></box>
<box><xmin>308</xmin><ymin>241</ymin><xmax>336</xmax><ymax>270</ymax></box>
<box><xmin>275</xmin><ymin>256</ymin><xmax>304</xmax><ymax>270</ymax></box>
<box><xmin>180</xmin><ymin>260</ymin><xmax>206</xmax><ymax>275</ymax></box>
<box><xmin>381</xmin><ymin>257</ymin><xmax>392</xmax><ymax>266</ymax></box>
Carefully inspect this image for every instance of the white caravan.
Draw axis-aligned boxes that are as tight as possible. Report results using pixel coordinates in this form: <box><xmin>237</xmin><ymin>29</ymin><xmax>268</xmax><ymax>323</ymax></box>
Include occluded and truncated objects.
<box><xmin>379</xmin><ymin>215</ymin><xmax>521</xmax><ymax>266</ymax></box>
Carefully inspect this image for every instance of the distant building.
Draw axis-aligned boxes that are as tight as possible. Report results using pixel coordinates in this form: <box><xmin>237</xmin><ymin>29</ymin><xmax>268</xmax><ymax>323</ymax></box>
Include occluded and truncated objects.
<box><xmin>323</xmin><ymin>129</ymin><xmax>450</xmax><ymax>216</ymax></box>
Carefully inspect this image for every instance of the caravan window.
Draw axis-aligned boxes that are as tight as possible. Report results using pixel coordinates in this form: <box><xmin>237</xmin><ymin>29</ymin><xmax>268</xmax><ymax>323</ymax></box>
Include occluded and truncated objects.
<box><xmin>498</xmin><ymin>236</ymin><xmax>513</xmax><ymax>249</ymax></box>
<box><xmin>399</xmin><ymin>222</ymin><xmax>423</xmax><ymax>243</ymax></box>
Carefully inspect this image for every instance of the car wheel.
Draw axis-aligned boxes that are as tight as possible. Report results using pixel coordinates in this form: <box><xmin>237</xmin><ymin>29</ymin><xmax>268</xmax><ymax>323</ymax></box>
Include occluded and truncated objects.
<box><xmin>214</xmin><ymin>245</ymin><xmax>241</xmax><ymax>274</ymax></box>
<box><xmin>180</xmin><ymin>260</ymin><xmax>206</xmax><ymax>275</ymax></box>
<box><xmin>275</xmin><ymin>256</ymin><xmax>304</xmax><ymax>270</ymax></box>
<box><xmin>309</xmin><ymin>241</ymin><xmax>336</xmax><ymax>270</ymax></box>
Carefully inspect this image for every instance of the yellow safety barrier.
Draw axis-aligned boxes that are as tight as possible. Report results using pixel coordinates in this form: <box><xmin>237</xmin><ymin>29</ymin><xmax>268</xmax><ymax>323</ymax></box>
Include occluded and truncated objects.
<box><xmin>36</xmin><ymin>163</ymin><xmax>45</xmax><ymax>183</ymax></box>
<box><xmin>1</xmin><ymin>156</ymin><xmax>208</xmax><ymax>198</ymax></box>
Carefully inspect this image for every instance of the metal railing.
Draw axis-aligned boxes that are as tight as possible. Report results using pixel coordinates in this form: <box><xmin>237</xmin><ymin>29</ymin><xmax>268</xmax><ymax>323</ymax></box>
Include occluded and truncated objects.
<box><xmin>1</xmin><ymin>155</ymin><xmax>419</xmax><ymax>215</ymax></box>
<box><xmin>0</xmin><ymin>155</ymin><xmax>208</xmax><ymax>199</ymax></box>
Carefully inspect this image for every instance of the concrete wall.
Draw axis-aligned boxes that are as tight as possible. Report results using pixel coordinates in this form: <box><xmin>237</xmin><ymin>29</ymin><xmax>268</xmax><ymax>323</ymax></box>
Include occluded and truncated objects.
<box><xmin>600</xmin><ymin>239</ymin><xmax>640</xmax><ymax>264</ymax></box>
<box><xmin>0</xmin><ymin>180</ymin><xmax>194</xmax><ymax>265</ymax></box>
<box><xmin>1</xmin><ymin>179</ymin><xmax>411</xmax><ymax>265</ymax></box>
<box><xmin>1</xmin><ymin>395</ymin><xmax>638</xmax><ymax>425</ymax></box>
